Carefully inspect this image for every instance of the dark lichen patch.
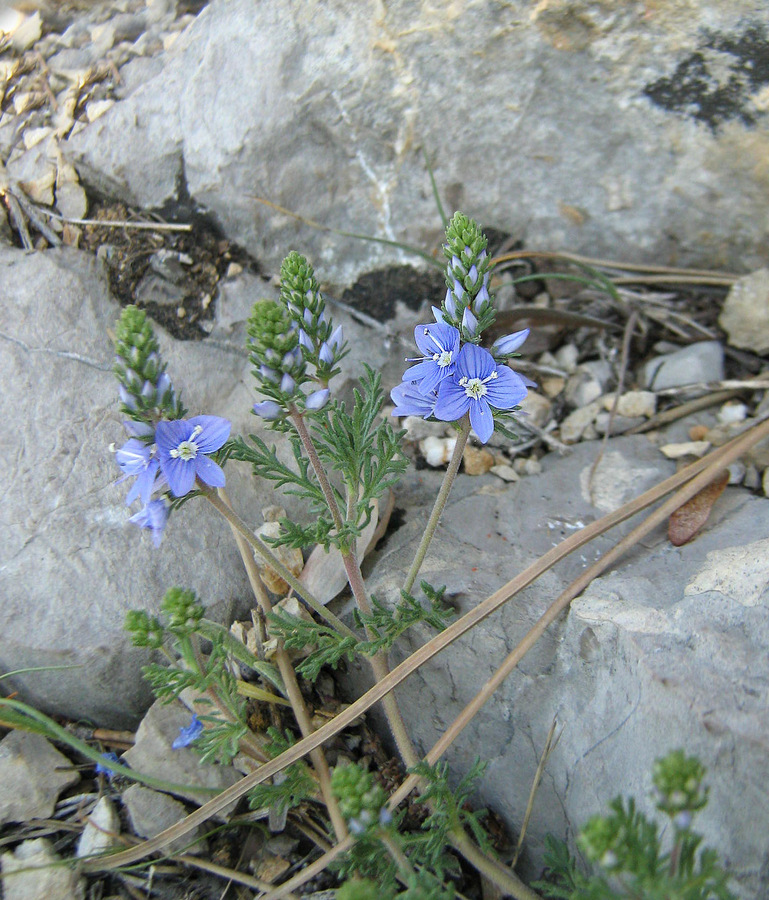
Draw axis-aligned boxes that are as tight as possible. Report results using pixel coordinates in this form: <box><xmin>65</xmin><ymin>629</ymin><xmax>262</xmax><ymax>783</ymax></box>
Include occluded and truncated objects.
<box><xmin>643</xmin><ymin>23</ymin><xmax>769</xmax><ymax>131</ymax></box>
<box><xmin>340</xmin><ymin>264</ymin><xmax>445</xmax><ymax>322</ymax></box>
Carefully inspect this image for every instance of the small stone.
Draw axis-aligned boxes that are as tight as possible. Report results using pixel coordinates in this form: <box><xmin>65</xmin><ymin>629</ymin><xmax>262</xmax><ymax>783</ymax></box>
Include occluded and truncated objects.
<box><xmin>402</xmin><ymin>415</ymin><xmax>446</xmax><ymax>442</ymax></box>
<box><xmin>744</xmin><ymin>464</ymin><xmax>761</xmax><ymax>490</ymax></box>
<box><xmin>76</xmin><ymin>796</ymin><xmax>120</xmax><ymax>858</ymax></box>
<box><xmin>660</xmin><ymin>441</ymin><xmax>711</xmax><ymax>459</ymax></box>
<box><xmin>254</xmin><ymin>517</ymin><xmax>304</xmax><ymax>594</ymax></box>
<box><xmin>420</xmin><ymin>435</ymin><xmax>456</xmax><ymax>467</ymax></box>
<box><xmin>226</xmin><ymin>261</ymin><xmax>244</xmax><ymax>279</ymax></box>
<box><xmin>86</xmin><ymin>99</ymin><xmax>115</xmax><ymax>122</ymax></box>
<box><xmin>540</xmin><ymin>376</ymin><xmax>565</xmax><ymax>398</ymax></box>
<box><xmin>560</xmin><ymin>399</ymin><xmax>603</xmax><ymax>443</ymax></box>
<box><xmin>522</xmin><ymin>457</ymin><xmax>542</xmax><ymax>476</ymax></box>
<box><xmin>554</xmin><ymin>343</ymin><xmax>579</xmax><ymax>374</ymax></box>
<box><xmin>643</xmin><ymin>341</ymin><xmax>724</xmax><ymax>390</ymax></box>
<box><xmin>55</xmin><ymin>179</ymin><xmax>88</xmax><ymax>220</ymax></box>
<box><xmin>0</xmin><ymin>731</ymin><xmax>80</xmax><ymax>826</ymax></box>
<box><xmin>490</xmin><ymin>464</ymin><xmax>519</xmax><ymax>482</ymax></box>
<box><xmin>594</xmin><ymin>412</ymin><xmax>645</xmax><ymax>435</ymax></box>
<box><xmin>717</xmin><ymin>401</ymin><xmax>748</xmax><ymax>425</ymax></box>
<box><xmin>123</xmin><ymin>785</ymin><xmax>207</xmax><ymax>856</ymax></box>
<box><xmin>605</xmin><ymin>390</ymin><xmax>657</xmax><ymax>419</ymax></box>
<box><xmin>9</xmin><ymin>12</ymin><xmax>41</xmax><ymax>52</ymax></box>
<box><xmin>463</xmin><ymin>445</ymin><xmax>495</xmax><ymax>475</ymax></box>
<box><xmin>718</xmin><ymin>269</ymin><xmax>769</xmax><ymax>354</ymax></box>
<box><xmin>727</xmin><ymin>462</ymin><xmax>746</xmax><ymax>485</ymax></box>
<box><xmin>518</xmin><ymin>391</ymin><xmax>552</xmax><ymax>428</ymax></box>
<box><xmin>135</xmin><ymin>271</ymin><xmax>186</xmax><ymax>306</ymax></box>
<box><xmin>1</xmin><ymin>839</ymin><xmax>85</xmax><ymax>900</ymax></box>
<box><xmin>689</xmin><ymin>424</ymin><xmax>710</xmax><ymax>441</ymax></box>
<box><xmin>122</xmin><ymin>701</ymin><xmax>241</xmax><ymax>817</ymax></box>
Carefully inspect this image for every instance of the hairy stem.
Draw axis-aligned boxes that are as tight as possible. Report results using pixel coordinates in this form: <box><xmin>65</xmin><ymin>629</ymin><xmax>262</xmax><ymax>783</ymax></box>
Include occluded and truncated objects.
<box><xmin>204</xmin><ymin>489</ymin><xmax>356</xmax><ymax>641</ymax></box>
<box><xmin>403</xmin><ymin>415</ymin><xmax>472</xmax><ymax>594</ymax></box>
<box><xmin>291</xmin><ymin>410</ymin><xmax>419</xmax><ymax>769</ymax></box>
<box><xmin>214</xmin><ymin>489</ymin><xmax>348</xmax><ymax>842</ymax></box>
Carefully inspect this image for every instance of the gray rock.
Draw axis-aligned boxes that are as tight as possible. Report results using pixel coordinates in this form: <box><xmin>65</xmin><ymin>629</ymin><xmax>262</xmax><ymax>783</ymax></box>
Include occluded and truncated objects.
<box><xmin>358</xmin><ymin>435</ymin><xmax>769</xmax><ymax>897</ymax></box>
<box><xmin>0</xmin><ymin>245</ymin><xmax>278</xmax><ymax>728</ymax></box>
<box><xmin>66</xmin><ymin>0</ymin><xmax>769</xmax><ymax>289</ymax></box>
<box><xmin>0</xmin><ymin>731</ymin><xmax>80</xmax><ymax>826</ymax></box>
<box><xmin>122</xmin><ymin>700</ymin><xmax>241</xmax><ymax>815</ymax></box>
<box><xmin>75</xmin><ymin>795</ymin><xmax>120</xmax><ymax>858</ymax></box>
<box><xmin>719</xmin><ymin>269</ymin><xmax>769</xmax><ymax>354</ymax></box>
<box><xmin>122</xmin><ymin>784</ymin><xmax>207</xmax><ymax>854</ymax></box>
<box><xmin>643</xmin><ymin>340</ymin><xmax>724</xmax><ymax>390</ymax></box>
<box><xmin>0</xmin><ymin>838</ymin><xmax>85</xmax><ymax>900</ymax></box>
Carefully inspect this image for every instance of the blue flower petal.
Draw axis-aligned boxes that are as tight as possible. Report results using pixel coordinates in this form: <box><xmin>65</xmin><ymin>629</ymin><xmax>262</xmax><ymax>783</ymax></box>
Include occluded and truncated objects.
<box><xmin>187</xmin><ymin>416</ymin><xmax>231</xmax><ymax>454</ymax></box>
<box><xmin>485</xmin><ymin>367</ymin><xmax>528</xmax><ymax>409</ymax></box>
<box><xmin>434</xmin><ymin>380</ymin><xmax>470</xmax><ymax>422</ymax></box>
<box><xmin>194</xmin><ymin>455</ymin><xmax>226</xmax><ymax>489</ymax></box>
<box><xmin>163</xmin><ymin>455</ymin><xmax>196</xmax><ymax>498</ymax></box>
<box><xmin>469</xmin><ymin>400</ymin><xmax>494</xmax><ymax>443</ymax></box>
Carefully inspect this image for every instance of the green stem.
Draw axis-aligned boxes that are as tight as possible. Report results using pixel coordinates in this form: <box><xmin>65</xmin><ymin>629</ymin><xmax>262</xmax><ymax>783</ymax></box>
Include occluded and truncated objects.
<box><xmin>290</xmin><ymin>409</ymin><xmax>419</xmax><ymax>769</ymax></box>
<box><xmin>403</xmin><ymin>416</ymin><xmax>471</xmax><ymax>595</ymax></box>
<box><xmin>203</xmin><ymin>489</ymin><xmax>357</xmax><ymax>641</ymax></box>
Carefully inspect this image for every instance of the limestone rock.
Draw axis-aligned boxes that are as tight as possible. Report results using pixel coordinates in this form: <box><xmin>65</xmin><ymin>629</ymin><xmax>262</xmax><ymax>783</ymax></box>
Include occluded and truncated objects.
<box><xmin>76</xmin><ymin>796</ymin><xmax>120</xmax><ymax>858</ymax></box>
<box><xmin>0</xmin><ymin>731</ymin><xmax>80</xmax><ymax>826</ymax></box>
<box><xmin>643</xmin><ymin>341</ymin><xmax>724</xmax><ymax>390</ymax></box>
<box><xmin>719</xmin><ymin>269</ymin><xmax>769</xmax><ymax>354</ymax></box>
<box><xmin>0</xmin><ymin>838</ymin><xmax>85</xmax><ymax>900</ymax></box>
<box><xmin>66</xmin><ymin>0</ymin><xmax>769</xmax><ymax>289</ymax></box>
<box><xmin>123</xmin><ymin>784</ymin><xmax>207</xmax><ymax>855</ymax></box>
<box><xmin>0</xmin><ymin>245</ymin><xmax>274</xmax><ymax>728</ymax></box>
<box><xmin>356</xmin><ymin>436</ymin><xmax>769</xmax><ymax>896</ymax></box>
<box><xmin>122</xmin><ymin>700</ymin><xmax>241</xmax><ymax>815</ymax></box>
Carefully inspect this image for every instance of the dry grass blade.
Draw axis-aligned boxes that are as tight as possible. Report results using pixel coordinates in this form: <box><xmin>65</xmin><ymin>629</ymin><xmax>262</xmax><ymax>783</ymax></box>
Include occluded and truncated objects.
<box><xmin>81</xmin><ymin>416</ymin><xmax>769</xmax><ymax>875</ymax></box>
<box><xmin>511</xmin><ymin>718</ymin><xmax>561</xmax><ymax>868</ymax></box>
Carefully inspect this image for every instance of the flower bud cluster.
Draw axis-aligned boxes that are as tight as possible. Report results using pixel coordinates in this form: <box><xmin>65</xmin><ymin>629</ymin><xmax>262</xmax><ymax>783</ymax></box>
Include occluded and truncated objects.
<box><xmin>125</xmin><ymin>609</ymin><xmax>165</xmax><ymax>649</ymax></box>
<box><xmin>652</xmin><ymin>749</ymin><xmax>707</xmax><ymax>823</ymax></box>
<box><xmin>249</xmin><ymin>253</ymin><xmax>346</xmax><ymax>421</ymax></box>
<box><xmin>577</xmin><ymin>813</ymin><xmax>626</xmax><ymax>872</ymax></box>
<box><xmin>162</xmin><ymin>586</ymin><xmax>205</xmax><ymax>637</ymax></box>
<box><xmin>439</xmin><ymin>211</ymin><xmax>495</xmax><ymax>342</ymax></box>
<box><xmin>114</xmin><ymin>305</ymin><xmax>184</xmax><ymax>423</ymax></box>
<box><xmin>280</xmin><ymin>251</ymin><xmax>346</xmax><ymax>384</ymax></box>
<box><xmin>331</xmin><ymin>762</ymin><xmax>390</xmax><ymax>836</ymax></box>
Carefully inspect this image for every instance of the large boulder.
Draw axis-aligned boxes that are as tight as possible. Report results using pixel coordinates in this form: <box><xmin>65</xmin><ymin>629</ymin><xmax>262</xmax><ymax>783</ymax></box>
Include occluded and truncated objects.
<box><xmin>360</xmin><ymin>435</ymin><xmax>769</xmax><ymax>896</ymax></box>
<box><xmin>67</xmin><ymin>0</ymin><xmax>769</xmax><ymax>287</ymax></box>
<box><xmin>0</xmin><ymin>246</ymin><xmax>266</xmax><ymax>727</ymax></box>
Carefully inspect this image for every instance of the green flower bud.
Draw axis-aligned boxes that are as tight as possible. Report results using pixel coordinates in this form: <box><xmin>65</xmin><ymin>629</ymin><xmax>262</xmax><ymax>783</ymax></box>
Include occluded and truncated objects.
<box><xmin>331</xmin><ymin>762</ymin><xmax>387</xmax><ymax>832</ymax></box>
<box><xmin>652</xmin><ymin>749</ymin><xmax>708</xmax><ymax>817</ymax></box>
<box><xmin>125</xmin><ymin>609</ymin><xmax>165</xmax><ymax>649</ymax></box>
<box><xmin>161</xmin><ymin>587</ymin><xmax>204</xmax><ymax>637</ymax></box>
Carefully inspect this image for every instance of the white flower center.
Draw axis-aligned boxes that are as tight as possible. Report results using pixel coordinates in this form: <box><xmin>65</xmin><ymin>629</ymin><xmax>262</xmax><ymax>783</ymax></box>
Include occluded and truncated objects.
<box><xmin>433</xmin><ymin>350</ymin><xmax>453</xmax><ymax>368</ymax></box>
<box><xmin>170</xmin><ymin>425</ymin><xmax>203</xmax><ymax>460</ymax></box>
<box><xmin>459</xmin><ymin>369</ymin><xmax>498</xmax><ymax>400</ymax></box>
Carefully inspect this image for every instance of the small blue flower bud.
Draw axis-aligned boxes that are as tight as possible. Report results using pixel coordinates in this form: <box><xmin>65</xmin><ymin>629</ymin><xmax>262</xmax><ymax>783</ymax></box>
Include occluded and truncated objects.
<box><xmin>282</xmin><ymin>350</ymin><xmax>296</xmax><ymax>369</ymax></box>
<box><xmin>491</xmin><ymin>328</ymin><xmax>530</xmax><ymax>356</ymax></box>
<box><xmin>280</xmin><ymin>373</ymin><xmax>296</xmax><ymax>394</ymax></box>
<box><xmin>319</xmin><ymin>342</ymin><xmax>334</xmax><ymax>365</ymax></box>
<box><xmin>379</xmin><ymin>807</ymin><xmax>392</xmax><ymax>826</ymax></box>
<box><xmin>462</xmin><ymin>306</ymin><xmax>478</xmax><ymax>337</ymax></box>
<box><xmin>473</xmin><ymin>284</ymin><xmax>491</xmax><ymax>313</ymax></box>
<box><xmin>172</xmin><ymin>715</ymin><xmax>204</xmax><ymax>749</ymax></box>
<box><xmin>467</xmin><ymin>264</ymin><xmax>479</xmax><ymax>287</ymax></box>
<box><xmin>259</xmin><ymin>365</ymin><xmax>279</xmax><ymax>383</ymax></box>
<box><xmin>305</xmin><ymin>388</ymin><xmax>330</xmax><ymax>410</ymax></box>
<box><xmin>119</xmin><ymin>384</ymin><xmax>138</xmax><ymax>410</ymax></box>
<box><xmin>444</xmin><ymin>291</ymin><xmax>458</xmax><ymax>319</ymax></box>
<box><xmin>253</xmin><ymin>400</ymin><xmax>284</xmax><ymax>420</ymax></box>
<box><xmin>303</xmin><ymin>308</ymin><xmax>313</xmax><ymax>325</ymax></box>
<box><xmin>141</xmin><ymin>380</ymin><xmax>155</xmax><ymax>400</ymax></box>
<box><xmin>155</xmin><ymin>372</ymin><xmax>173</xmax><ymax>397</ymax></box>
<box><xmin>329</xmin><ymin>324</ymin><xmax>344</xmax><ymax>348</ymax></box>
<box><xmin>299</xmin><ymin>330</ymin><xmax>313</xmax><ymax>351</ymax></box>
<box><xmin>453</xmin><ymin>278</ymin><xmax>465</xmax><ymax>300</ymax></box>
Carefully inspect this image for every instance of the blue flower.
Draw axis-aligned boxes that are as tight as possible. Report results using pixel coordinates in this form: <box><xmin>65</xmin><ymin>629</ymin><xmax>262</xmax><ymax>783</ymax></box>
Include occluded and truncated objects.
<box><xmin>129</xmin><ymin>498</ymin><xmax>170</xmax><ymax>547</ymax></box>
<box><xmin>434</xmin><ymin>343</ymin><xmax>528</xmax><ymax>443</ymax></box>
<box><xmin>172</xmin><ymin>715</ymin><xmax>203</xmax><ymax>749</ymax></box>
<box><xmin>95</xmin><ymin>751</ymin><xmax>121</xmax><ymax>778</ymax></box>
<box><xmin>253</xmin><ymin>399</ymin><xmax>284</xmax><ymax>420</ymax></box>
<box><xmin>155</xmin><ymin>416</ymin><xmax>231</xmax><ymax>497</ymax></box>
<box><xmin>391</xmin><ymin>381</ymin><xmax>438</xmax><ymax>419</ymax></box>
<box><xmin>491</xmin><ymin>328</ymin><xmax>529</xmax><ymax>357</ymax></box>
<box><xmin>402</xmin><ymin>323</ymin><xmax>460</xmax><ymax>395</ymax></box>
<box><xmin>115</xmin><ymin>438</ymin><xmax>161</xmax><ymax>506</ymax></box>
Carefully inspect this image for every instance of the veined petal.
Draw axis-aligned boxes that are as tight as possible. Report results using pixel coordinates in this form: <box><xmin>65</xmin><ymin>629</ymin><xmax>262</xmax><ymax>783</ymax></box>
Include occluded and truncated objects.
<box><xmin>485</xmin><ymin>367</ymin><xmax>528</xmax><ymax>409</ymax></box>
<box><xmin>413</xmin><ymin>322</ymin><xmax>459</xmax><ymax>357</ymax></box>
<box><xmin>491</xmin><ymin>328</ymin><xmax>529</xmax><ymax>356</ymax></box>
<box><xmin>402</xmin><ymin>360</ymin><xmax>438</xmax><ymax>383</ymax></box>
<box><xmin>115</xmin><ymin>438</ymin><xmax>152</xmax><ymax>475</ymax></box>
<box><xmin>155</xmin><ymin>419</ymin><xmax>190</xmax><ymax>454</ymax></box>
<box><xmin>391</xmin><ymin>382</ymin><xmax>436</xmax><ymax>418</ymax></box>
<box><xmin>126</xmin><ymin>459</ymin><xmax>160</xmax><ymax>506</ymax></box>
<box><xmin>469</xmin><ymin>399</ymin><xmax>494</xmax><ymax>443</ymax></box>
<box><xmin>163</xmin><ymin>455</ymin><xmax>196</xmax><ymax>498</ymax></box>
<box><xmin>187</xmin><ymin>415</ymin><xmax>231</xmax><ymax>453</ymax></box>
<box><xmin>456</xmin><ymin>343</ymin><xmax>495</xmax><ymax>380</ymax></box>
<box><xmin>434</xmin><ymin>380</ymin><xmax>470</xmax><ymax>422</ymax></box>
<box><xmin>195</xmin><ymin>455</ymin><xmax>226</xmax><ymax>489</ymax></box>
